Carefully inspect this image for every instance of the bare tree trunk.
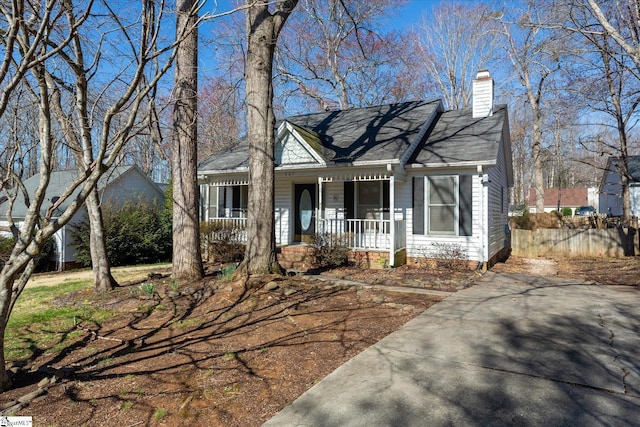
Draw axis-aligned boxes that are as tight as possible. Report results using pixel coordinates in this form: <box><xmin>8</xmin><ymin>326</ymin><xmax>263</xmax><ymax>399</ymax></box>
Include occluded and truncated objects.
<box><xmin>86</xmin><ymin>190</ymin><xmax>118</xmax><ymax>291</ymax></box>
<box><xmin>531</xmin><ymin>105</ymin><xmax>545</xmax><ymax>213</ymax></box>
<box><xmin>238</xmin><ymin>0</ymin><xmax>297</xmax><ymax>277</ymax></box>
<box><xmin>44</xmin><ymin>66</ymin><xmax>118</xmax><ymax>292</ymax></box>
<box><xmin>172</xmin><ymin>0</ymin><xmax>203</xmax><ymax>281</ymax></box>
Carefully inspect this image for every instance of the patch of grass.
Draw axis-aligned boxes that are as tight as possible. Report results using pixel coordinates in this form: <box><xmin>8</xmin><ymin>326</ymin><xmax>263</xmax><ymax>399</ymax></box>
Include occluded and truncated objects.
<box><xmin>223</xmin><ymin>384</ymin><xmax>240</xmax><ymax>394</ymax></box>
<box><xmin>241</xmin><ymin>297</ymin><xmax>258</xmax><ymax>311</ymax></box>
<box><xmin>170</xmin><ymin>319</ymin><xmax>203</xmax><ymax>330</ymax></box>
<box><xmin>98</xmin><ymin>357</ymin><xmax>113</xmax><ymax>366</ymax></box>
<box><xmin>139</xmin><ymin>281</ymin><xmax>155</xmax><ymax>296</ymax></box>
<box><xmin>154</xmin><ymin>408</ymin><xmax>168</xmax><ymax>421</ymax></box>
<box><xmin>169</xmin><ymin>280</ymin><xmax>179</xmax><ymax>291</ymax></box>
<box><xmin>5</xmin><ymin>280</ymin><xmax>114</xmax><ymax>362</ymax></box>
<box><xmin>137</xmin><ymin>305</ymin><xmax>155</xmax><ymax>315</ymax></box>
<box><xmin>120</xmin><ymin>401</ymin><xmax>134</xmax><ymax>410</ymax></box>
<box><xmin>223</xmin><ymin>352</ymin><xmax>237</xmax><ymax>361</ymax></box>
<box><xmin>220</xmin><ymin>264</ymin><xmax>236</xmax><ymax>282</ymax></box>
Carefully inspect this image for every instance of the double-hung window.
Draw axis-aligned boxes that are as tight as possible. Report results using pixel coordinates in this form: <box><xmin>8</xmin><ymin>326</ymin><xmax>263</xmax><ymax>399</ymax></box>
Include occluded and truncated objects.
<box><xmin>344</xmin><ymin>181</ymin><xmax>390</xmax><ymax>220</ymax></box>
<box><xmin>413</xmin><ymin>175</ymin><xmax>473</xmax><ymax>236</ymax></box>
<box><xmin>428</xmin><ymin>176</ymin><xmax>457</xmax><ymax>234</ymax></box>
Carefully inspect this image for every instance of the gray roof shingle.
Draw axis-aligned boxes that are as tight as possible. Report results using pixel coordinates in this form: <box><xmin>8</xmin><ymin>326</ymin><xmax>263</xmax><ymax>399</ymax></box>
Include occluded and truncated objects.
<box><xmin>411</xmin><ymin>105</ymin><xmax>507</xmax><ymax>165</ymax></box>
<box><xmin>198</xmin><ymin>100</ymin><xmax>509</xmax><ymax>172</ymax></box>
<box><xmin>198</xmin><ymin>100</ymin><xmax>442</xmax><ymax>171</ymax></box>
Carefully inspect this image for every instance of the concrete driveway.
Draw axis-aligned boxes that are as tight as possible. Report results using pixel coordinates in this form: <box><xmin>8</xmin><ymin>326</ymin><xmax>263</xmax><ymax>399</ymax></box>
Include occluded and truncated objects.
<box><xmin>264</xmin><ymin>272</ymin><xmax>640</xmax><ymax>426</ymax></box>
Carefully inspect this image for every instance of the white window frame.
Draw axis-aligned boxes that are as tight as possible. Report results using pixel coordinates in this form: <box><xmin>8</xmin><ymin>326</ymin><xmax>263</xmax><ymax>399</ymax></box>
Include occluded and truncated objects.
<box><xmin>427</xmin><ymin>175</ymin><xmax>458</xmax><ymax>236</ymax></box>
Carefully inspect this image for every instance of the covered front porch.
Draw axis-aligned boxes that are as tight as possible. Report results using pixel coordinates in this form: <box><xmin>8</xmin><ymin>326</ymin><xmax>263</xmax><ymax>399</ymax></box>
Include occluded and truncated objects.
<box><xmin>199</xmin><ymin>171</ymin><xmax>407</xmax><ymax>267</ymax></box>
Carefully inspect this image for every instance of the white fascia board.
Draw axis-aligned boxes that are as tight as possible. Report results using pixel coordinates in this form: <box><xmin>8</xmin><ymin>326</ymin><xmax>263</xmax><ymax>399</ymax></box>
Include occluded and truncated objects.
<box><xmin>349</xmin><ymin>159</ymin><xmax>401</xmax><ymax>167</ymax></box>
<box><xmin>406</xmin><ymin>160</ymin><xmax>496</xmax><ymax>169</ymax></box>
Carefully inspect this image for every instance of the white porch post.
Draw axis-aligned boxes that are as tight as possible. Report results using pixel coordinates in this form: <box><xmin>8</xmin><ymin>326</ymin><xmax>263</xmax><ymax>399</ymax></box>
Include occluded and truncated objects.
<box><xmin>389</xmin><ymin>175</ymin><xmax>395</xmax><ymax>267</ymax></box>
<box><xmin>318</xmin><ymin>176</ymin><xmax>323</xmax><ymax>234</ymax></box>
<box><xmin>204</xmin><ymin>185</ymin><xmax>210</xmax><ymax>221</ymax></box>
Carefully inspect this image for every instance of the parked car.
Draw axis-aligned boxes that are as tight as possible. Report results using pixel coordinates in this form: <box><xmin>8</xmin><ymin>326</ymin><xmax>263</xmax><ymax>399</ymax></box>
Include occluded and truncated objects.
<box><xmin>575</xmin><ymin>206</ymin><xmax>596</xmax><ymax>216</ymax></box>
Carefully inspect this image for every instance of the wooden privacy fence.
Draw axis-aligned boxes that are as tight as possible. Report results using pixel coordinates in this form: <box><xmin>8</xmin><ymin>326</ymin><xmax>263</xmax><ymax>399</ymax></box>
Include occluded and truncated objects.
<box><xmin>512</xmin><ymin>228</ymin><xmax>639</xmax><ymax>258</ymax></box>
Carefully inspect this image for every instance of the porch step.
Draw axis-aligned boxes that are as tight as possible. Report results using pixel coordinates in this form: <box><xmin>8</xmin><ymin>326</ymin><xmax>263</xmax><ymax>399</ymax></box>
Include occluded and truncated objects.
<box><xmin>277</xmin><ymin>245</ymin><xmax>317</xmax><ymax>271</ymax></box>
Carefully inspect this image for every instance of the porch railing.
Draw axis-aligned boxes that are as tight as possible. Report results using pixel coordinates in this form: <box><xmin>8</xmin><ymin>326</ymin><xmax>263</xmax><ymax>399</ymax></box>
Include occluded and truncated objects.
<box><xmin>203</xmin><ymin>217</ymin><xmax>247</xmax><ymax>243</ymax></box>
<box><xmin>203</xmin><ymin>208</ymin><xmax>285</xmax><ymax>245</ymax></box>
<box><xmin>318</xmin><ymin>218</ymin><xmax>406</xmax><ymax>252</ymax></box>
<box><xmin>202</xmin><ymin>215</ymin><xmax>406</xmax><ymax>253</ymax></box>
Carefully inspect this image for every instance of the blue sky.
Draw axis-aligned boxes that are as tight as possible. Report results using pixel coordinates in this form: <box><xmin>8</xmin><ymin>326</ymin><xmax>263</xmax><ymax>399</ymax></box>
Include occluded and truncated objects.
<box><xmin>203</xmin><ymin>0</ymin><xmax>452</xmax><ymax>31</ymax></box>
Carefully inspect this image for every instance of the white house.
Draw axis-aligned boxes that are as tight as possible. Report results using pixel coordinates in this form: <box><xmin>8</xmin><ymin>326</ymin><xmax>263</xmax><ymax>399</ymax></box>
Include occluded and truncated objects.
<box><xmin>0</xmin><ymin>165</ymin><xmax>164</xmax><ymax>271</ymax></box>
<box><xmin>198</xmin><ymin>70</ymin><xmax>514</xmax><ymax>269</ymax></box>
<box><xmin>599</xmin><ymin>155</ymin><xmax>640</xmax><ymax>217</ymax></box>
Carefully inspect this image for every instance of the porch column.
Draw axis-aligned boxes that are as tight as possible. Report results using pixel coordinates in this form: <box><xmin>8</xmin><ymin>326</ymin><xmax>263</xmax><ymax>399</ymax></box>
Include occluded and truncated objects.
<box><xmin>389</xmin><ymin>175</ymin><xmax>395</xmax><ymax>267</ymax></box>
<box><xmin>204</xmin><ymin>185</ymin><xmax>210</xmax><ymax>221</ymax></box>
<box><xmin>318</xmin><ymin>176</ymin><xmax>323</xmax><ymax>234</ymax></box>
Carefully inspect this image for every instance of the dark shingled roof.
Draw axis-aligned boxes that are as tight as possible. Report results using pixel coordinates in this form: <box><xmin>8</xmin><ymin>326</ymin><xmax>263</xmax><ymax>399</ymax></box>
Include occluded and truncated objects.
<box><xmin>198</xmin><ymin>100</ymin><xmax>509</xmax><ymax>172</ymax></box>
<box><xmin>198</xmin><ymin>100</ymin><xmax>441</xmax><ymax>171</ymax></box>
<box><xmin>411</xmin><ymin>104</ymin><xmax>507</xmax><ymax>165</ymax></box>
<box><xmin>285</xmin><ymin>100</ymin><xmax>441</xmax><ymax>163</ymax></box>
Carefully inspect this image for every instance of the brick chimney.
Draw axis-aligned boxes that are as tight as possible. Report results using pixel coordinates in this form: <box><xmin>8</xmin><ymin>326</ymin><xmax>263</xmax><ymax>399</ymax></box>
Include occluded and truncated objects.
<box><xmin>472</xmin><ymin>70</ymin><xmax>494</xmax><ymax>118</ymax></box>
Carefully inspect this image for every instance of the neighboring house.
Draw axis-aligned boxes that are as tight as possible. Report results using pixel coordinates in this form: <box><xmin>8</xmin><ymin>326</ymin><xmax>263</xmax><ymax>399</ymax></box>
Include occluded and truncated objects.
<box><xmin>599</xmin><ymin>155</ymin><xmax>640</xmax><ymax>217</ymax></box>
<box><xmin>0</xmin><ymin>165</ymin><xmax>164</xmax><ymax>271</ymax></box>
<box><xmin>198</xmin><ymin>70</ymin><xmax>513</xmax><ymax>268</ymax></box>
<box><xmin>526</xmin><ymin>187</ymin><xmax>598</xmax><ymax>215</ymax></box>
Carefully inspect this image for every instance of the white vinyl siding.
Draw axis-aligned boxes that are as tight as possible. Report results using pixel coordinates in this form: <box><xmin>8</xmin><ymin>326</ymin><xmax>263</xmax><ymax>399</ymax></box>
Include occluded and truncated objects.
<box><xmin>276</xmin><ymin>132</ymin><xmax>318</xmax><ymax>165</ymax></box>
<box><xmin>403</xmin><ymin>169</ymin><xmax>481</xmax><ymax>262</ymax></box>
<box><xmin>486</xmin><ymin>140</ymin><xmax>511</xmax><ymax>261</ymax></box>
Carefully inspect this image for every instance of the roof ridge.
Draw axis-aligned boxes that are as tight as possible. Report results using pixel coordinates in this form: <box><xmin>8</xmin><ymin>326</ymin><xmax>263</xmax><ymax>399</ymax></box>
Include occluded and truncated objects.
<box><xmin>284</xmin><ymin>99</ymin><xmax>440</xmax><ymax>120</ymax></box>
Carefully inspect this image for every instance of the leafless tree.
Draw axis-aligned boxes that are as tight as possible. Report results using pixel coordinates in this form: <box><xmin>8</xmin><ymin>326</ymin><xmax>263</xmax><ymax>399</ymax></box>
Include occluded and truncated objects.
<box><xmin>172</xmin><ymin>0</ymin><xmax>204</xmax><ymax>281</ymax></box>
<box><xmin>198</xmin><ymin>75</ymin><xmax>243</xmax><ymax>157</ymax></box>
<box><xmin>498</xmin><ymin>1</ymin><xmax>565</xmax><ymax>213</ymax></box>
<box><xmin>560</xmin><ymin>0</ymin><xmax>640</xmax><ymax>223</ymax></box>
<box><xmin>409</xmin><ymin>1</ymin><xmax>499</xmax><ymax>110</ymax></box>
<box><xmin>275</xmin><ymin>0</ymin><xmax>407</xmax><ymax>111</ymax></box>
<box><xmin>238</xmin><ymin>0</ymin><xmax>298</xmax><ymax>277</ymax></box>
<box><xmin>0</xmin><ymin>0</ymin><xmax>188</xmax><ymax>391</ymax></box>
<box><xmin>585</xmin><ymin>0</ymin><xmax>640</xmax><ymax>75</ymax></box>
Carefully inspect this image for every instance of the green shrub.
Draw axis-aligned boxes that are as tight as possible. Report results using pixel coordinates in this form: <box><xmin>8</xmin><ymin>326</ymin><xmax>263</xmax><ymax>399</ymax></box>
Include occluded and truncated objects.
<box><xmin>0</xmin><ymin>235</ymin><xmax>14</xmax><ymax>268</ymax></box>
<box><xmin>71</xmin><ymin>197</ymin><xmax>172</xmax><ymax>267</ymax></box>
<box><xmin>561</xmin><ymin>207</ymin><xmax>572</xmax><ymax>217</ymax></box>
<box><xmin>0</xmin><ymin>235</ymin><xmax>55</xmax><ymax>272</ymax></box>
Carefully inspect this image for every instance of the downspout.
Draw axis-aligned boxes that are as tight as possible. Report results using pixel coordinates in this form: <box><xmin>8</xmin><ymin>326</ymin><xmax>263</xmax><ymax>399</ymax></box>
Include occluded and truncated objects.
<box><xmin>476</xmin><ymin>165</ymin><xmax>487</xmax><ymax>272</ymax></box>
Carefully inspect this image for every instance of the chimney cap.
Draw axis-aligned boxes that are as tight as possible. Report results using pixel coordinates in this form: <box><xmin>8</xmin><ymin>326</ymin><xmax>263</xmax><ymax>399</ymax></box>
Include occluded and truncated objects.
<box><xmin>475</xmin><ymin>69</ymin><xmax>491</xmax><ymax>80</ymax></box>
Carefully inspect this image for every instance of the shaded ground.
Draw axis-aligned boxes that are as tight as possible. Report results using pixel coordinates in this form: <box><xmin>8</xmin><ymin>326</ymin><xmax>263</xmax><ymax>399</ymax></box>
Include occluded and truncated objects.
<box><xmin>3</xmin><ymin>256</ymin><xmax>638</xmax><ymax>426</ymax></box>
<box><xmin>2</xmin><ymin>263</ymin><xmax>472</xmax><ymax>427</ymax></box>
<box><xmin>492</xmin><ymin>255</ymin><xmax>640</xmax><ymax>286</ymax></box>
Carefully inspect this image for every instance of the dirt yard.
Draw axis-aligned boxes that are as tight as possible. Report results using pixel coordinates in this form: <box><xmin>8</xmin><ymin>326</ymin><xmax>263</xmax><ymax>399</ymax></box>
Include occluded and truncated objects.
<box><xmin>2</xmin><ymin>256</ymin><xmax>638</xmax><ymax>426</ymax></box>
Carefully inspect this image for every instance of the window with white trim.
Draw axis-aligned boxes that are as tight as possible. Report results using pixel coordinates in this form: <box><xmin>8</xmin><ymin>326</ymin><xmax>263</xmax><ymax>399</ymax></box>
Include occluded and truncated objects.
<box><xmin>428</xmin><ymin>176</ymin><xmax>456</xmax><ymax>234</ymax></box>
<box><xmin>412</xmin><ymin>175</ymin><xmax>473</xmax><ymax>236</ymax></box>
